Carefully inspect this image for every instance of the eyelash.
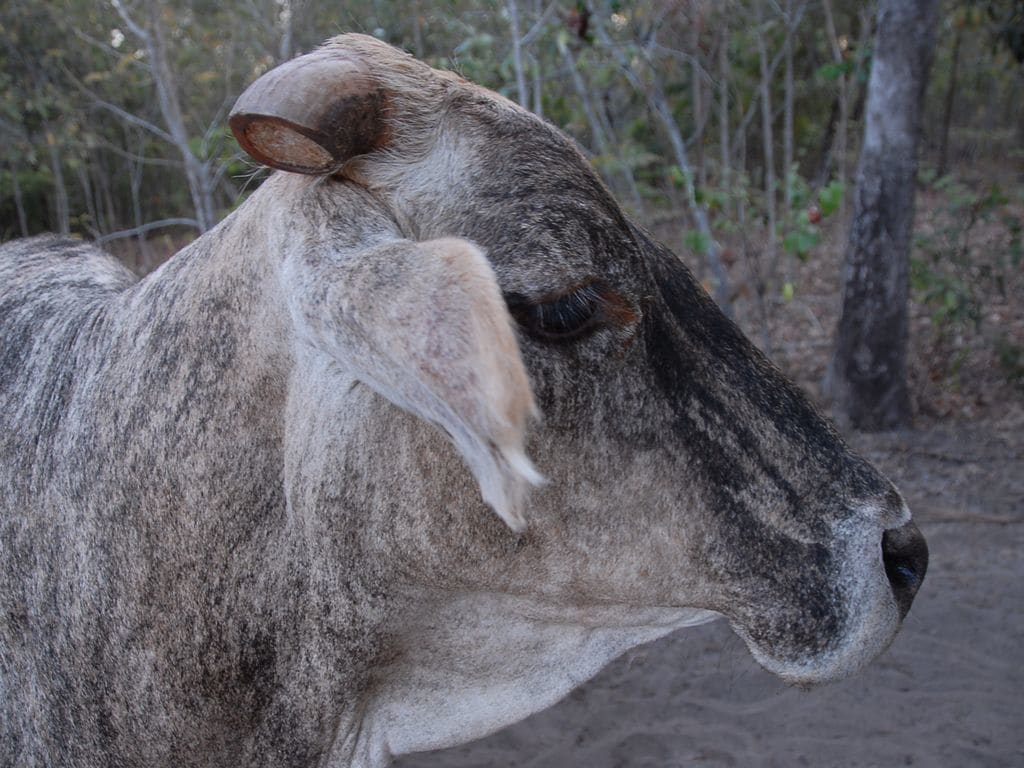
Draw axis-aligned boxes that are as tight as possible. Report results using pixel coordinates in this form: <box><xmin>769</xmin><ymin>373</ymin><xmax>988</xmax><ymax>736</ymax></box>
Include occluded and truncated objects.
<box><xmin>505</xmin><ymin>283</ymin><xmax>607</xmax><ymax>342</ymax></box>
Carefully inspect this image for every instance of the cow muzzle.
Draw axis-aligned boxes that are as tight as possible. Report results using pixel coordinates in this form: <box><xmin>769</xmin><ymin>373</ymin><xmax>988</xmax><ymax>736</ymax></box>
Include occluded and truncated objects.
<box><xmin>881</xmin><ymin>521</ymin><xmax>928</xmax><ymax>620</ymax></box>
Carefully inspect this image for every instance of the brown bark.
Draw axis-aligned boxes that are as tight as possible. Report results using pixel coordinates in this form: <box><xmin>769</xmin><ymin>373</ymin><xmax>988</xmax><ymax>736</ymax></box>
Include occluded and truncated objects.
<box><xmin>821</xmin><ymin>0</ymin><xmax>849</xmax><ymax>222</ymax></box>
<box><xmin>756</xmin><ymin>4</ymin><xmax>776</xmax><ymax>283</ymax></box>
<box><xmin>10</xmin><ymin>163</ymin><xmax>29</xmax><ymax>238</ymax></box>
<box><xmin>718</xmin><ymin>16</ymin><xmax>730</xmax><ymax>188</ymax></box>
<box><xmin>112</xmin><ymin>0</ymin><xmax>218</xmax><ymax>232</ymax></box>
<box><xmin>557</xmin><ymin>37</ymin><xmax>643</xmax><ymax>211</ymax></box>
<box><xmin>690</xmin><ymin>15</ymin><xmax>705</xmax><ymax>188</ymax></box>
<box><xmin>783</xmin><ymin>0</ymin><xmax>795</xmax><ymax>220</ymax></box>
<box><xmin>825</xmin><ymin>0</ymin><xmax>940</xmax><ymax>431</ymax></box>
<box><xmin>595</xmin><ymin>9</ymin><xmax>733</xmax><ymax>317</ymax></box>
<box><xmin>937</xmin><ymin>23</ymin><xmax>963</xmax><ymax>177</ymax></box>
<box><xmin>44</xmin><ymin>126</ymin><xmax>70</xmax><ymax>235</ymax></box>
<box><xmin>507</xmin><ymin>0</ymin><xmax>529</xmax><ymax>109</ymax></box>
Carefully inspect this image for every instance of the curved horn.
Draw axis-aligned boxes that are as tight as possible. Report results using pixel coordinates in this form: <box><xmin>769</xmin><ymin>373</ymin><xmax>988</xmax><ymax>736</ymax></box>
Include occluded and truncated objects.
<box><xmin>229</xmin><ymin>50</ymin><xmax>388</xmax><ymax>175</ymax></box>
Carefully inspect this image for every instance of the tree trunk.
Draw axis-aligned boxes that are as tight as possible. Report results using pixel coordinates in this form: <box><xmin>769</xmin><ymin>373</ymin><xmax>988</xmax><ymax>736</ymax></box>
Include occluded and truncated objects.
<box><xmin>129</xmin><ymin>134</ymin><xmax>154</xmax><ymax>271</ymax></box>
<box><xmin>558</xmin><ymin>37</ymin><xmax>644</xmax><ymax>212</ymax></box>
<box><xmin>506</xmin><ymin>0</ymin><xmax>529</xmax><ymax>109</ymax></box>
<box><xmin>531</xmin><ymin>0</ymin><xmax>544</xmax><ymax>116</ymax></box>
<box><xmin>937</xmin><ymin>22</ymin><xmax>962</xmax><ymax>177</ymax></box>
<box><xmin>690</xmin><ymin>17</ymin><xmax>706</xmax><ymax>188</ymax></box>
<box><xmin>531</xmin><ymin>53</ymin><xmax>543</xmax><ymax>117</ymax></box>
<box><xmin>783</xmin><ymin>0</ymin><xmax>795</xmax><ymax>220</ymax></box>
<box><xmin>822</xmin><ymin>0</ymin><xmax>849</xmax><ymax>221</ymax></box>
<box><xmin>593</xmin><ymin>9</ymin><xmax>733</xmax><ymax>317</ymax></box>
<box><xmin>75</xmin><ymin>163</ymin><xmax>100</xmax><ymax>238</ymax></box>
<box><xmin>45</xmin><ymin>129</ymin><xmax>70</xmax><ymax>235</ymax></box>
<box><xmin>11</xmin><ymin>163</ymin><xmax>29</xmax><ymax>237</ymax></box>
<box><xmin>410</xmin><ymin>0</ymin><xmax>424</xmax><ymax>60</ymax></box>
<box><xmin>825</xmin><ymin>0</ymin><xmax>940</xmax><ymax>431</ymax></box>
<box><xmin>113</xmin><ymin>0</ymin><xmax>218</xmax><ymax>232</ymax></box>
<box><xmin>756</xmin><ymin>5</ymin><xmax>777</xmax><ymax>286</ymax></box>
<box><xmin>146</xmin><ymin>1</ymin><xmax>217</xmax><ymax>231</ymax></box>
<box><xmin>718</xmin><ymin>15</ymin><xmax>730</xmax><ymax>188</ymax></box>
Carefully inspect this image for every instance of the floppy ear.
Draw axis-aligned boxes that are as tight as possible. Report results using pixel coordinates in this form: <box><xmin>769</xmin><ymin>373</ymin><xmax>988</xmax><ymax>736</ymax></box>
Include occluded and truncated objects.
<box><xmin>286</xmin><ymin>236</ymin><xmax>542</xmax><ymax>531</ymax></box>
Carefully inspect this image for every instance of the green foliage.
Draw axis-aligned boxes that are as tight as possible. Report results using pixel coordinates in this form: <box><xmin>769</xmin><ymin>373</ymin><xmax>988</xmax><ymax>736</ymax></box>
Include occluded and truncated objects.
<box><xmin>912</xmin><ymin>174</ymin><xmax>1024</xmax><ymax>384</ymax></box>
<box><xmin>684</xmin><ymin>229</ymin><xmax>711</xmax><ymax>257</ymax></box>
<box><xmin>705</xmin><ymin>171</ymin><xmax>753</xmax><ymax>237</ymax></box>
<box><xmin>668</xmin><ymin>164</ymin><xmax>689</xmax><ymax>190</ymax></box>
<box><xmin>0</xmin><ymin>0</ymin><xmax>1019</xmax><ymax>263</ymax></box>
<box><xmin>968</xmin><ymin>0</ymin><xmax>1024</xmax><ymax>63</ymax></box>
<box><xmin>910</xmin><ymin>256</ymin><xmax>982</xmax><ymax>331</ymax></box>
<box><xmin>818</xmin><ymin>180</ymin><xmax>844</xmax><ymax>217</ymax></box>
<box><xmin>780</xmin><ymin>171</ymin><xmax>845</xmax><ymax>261</ymax></box>
<box><xmin>815</xmin><ymin>60</ymin><xmax>856</xmax><ymax>81</ymax></box>
<box><xmin>996</xmin><ymin>335</ymin><xmax>1024</xmax><ymax>390</ymax></box>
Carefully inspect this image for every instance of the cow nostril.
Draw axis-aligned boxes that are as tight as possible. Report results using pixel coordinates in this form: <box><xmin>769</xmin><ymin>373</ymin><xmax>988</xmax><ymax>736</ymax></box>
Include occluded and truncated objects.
<box><xmin>881</xmin><ymin>522</ymin><xmax>928</xmax><ymax>620</ymax></box>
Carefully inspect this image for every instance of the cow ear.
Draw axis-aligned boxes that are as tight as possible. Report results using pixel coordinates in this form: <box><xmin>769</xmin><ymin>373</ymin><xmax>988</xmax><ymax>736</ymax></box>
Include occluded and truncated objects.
<box><xmin>229</xmin><ymin>49</ymin><xmax>388</xmax><ymax>175</ymax></box>
<box><xmin>292</xmin><ymin>237</ymin><xmax>543</xmax><ymax>531</ymax></box>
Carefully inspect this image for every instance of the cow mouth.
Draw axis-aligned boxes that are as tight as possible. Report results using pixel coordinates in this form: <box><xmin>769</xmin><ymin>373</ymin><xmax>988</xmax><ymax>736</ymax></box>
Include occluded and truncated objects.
<box><xmin>727</xmin><ymin>529</ymin><xmax>926</xmax><ymax>686</ymax></box>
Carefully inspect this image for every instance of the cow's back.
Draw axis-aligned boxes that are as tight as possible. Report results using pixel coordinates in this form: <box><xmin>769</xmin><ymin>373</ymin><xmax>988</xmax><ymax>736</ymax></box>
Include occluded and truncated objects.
<box><xmin>0</xmin><ymin>236</ymin><xmax>138</xmax><ymax>766</ymax></box>
<box><xmin>0</xmin><ymin>236</ymin><xmax>137</xmax><ymax>487</ymax></box>
<box><xmin>0</xmin><ymin>235</ymin><xmax>137</xmax><ymax>385</ymax></box>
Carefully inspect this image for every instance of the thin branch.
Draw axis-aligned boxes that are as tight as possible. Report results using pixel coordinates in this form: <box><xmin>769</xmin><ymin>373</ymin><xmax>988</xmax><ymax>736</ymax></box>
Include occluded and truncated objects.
<box><xmin>211</xmin><ymin>148</ymin><xmax>247</xmax><ymax>188</ymax></box>
<box><xmin>96</xmin><ymin>217</ymin><xmax>200</xmax><ymax>243</ymax></box>
<box><xmin>520</xmin><ymin>1</ymin><xmax>560</xmax><ymax>47</ymax></box>
<box><xmin>71</xmin><ymin>27</ymin><xmax>146</xmax><ymax>72</ymax></box>
<box><xmin>730</xmin><ymin>1</ymin><xmax>809</xmax><ymax>156</ymax></box>
<box><xmin>89</xmin><ymin>95</ymin><xmax>176</xmax><ymax>144</ymax></box>
<box><xmin>594</xmin><ymin>7</ymin><xmax>733</xmax><ymax>317</ymax></box>
<box><xmin>506</xmin><ymin>0</ymin><xmax>530</xmax><ymax>109</ymax></box>
<box><xmin>110</xmin><ymin>0</ymin><xmax>150</xmax><ymax>44</ymax></box>
<box><xmin>94</xmin><ymin>137</ymin><xmax>181</xmax><ymax>167</ymax></box>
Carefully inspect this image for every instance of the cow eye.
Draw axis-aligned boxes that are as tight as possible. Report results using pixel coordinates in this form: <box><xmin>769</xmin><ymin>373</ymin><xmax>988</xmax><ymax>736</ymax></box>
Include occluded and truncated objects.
<box><xmin>505</xmin><ymin>283</ymin><xmax>607</xmax><ymax>343</ymax></box>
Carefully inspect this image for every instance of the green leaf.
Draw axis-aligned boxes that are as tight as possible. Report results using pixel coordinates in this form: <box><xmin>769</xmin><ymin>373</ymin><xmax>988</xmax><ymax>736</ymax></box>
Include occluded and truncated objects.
<box><xmin>783</xmin><ymin>228</ymin><xmax>819</xmax><ymax>260</ymax></box>
<box><xmin>816</xmin><ymin>61</ymin><xmax>855</xmax><ymax>81</ymax></box>
<box><xmin>818</xmin><ymin>181</ymin><xmax>844</xmax><ymax>217</ymax></box>
<box><xmin>668</xmin><ymin>164</ymin><xmax>688</xmax><ymax>189</ymax></box>
<box><xmin>684</xmin><ymin>229</ymin><xmax>710</xmax><ymax>255</ymax></box>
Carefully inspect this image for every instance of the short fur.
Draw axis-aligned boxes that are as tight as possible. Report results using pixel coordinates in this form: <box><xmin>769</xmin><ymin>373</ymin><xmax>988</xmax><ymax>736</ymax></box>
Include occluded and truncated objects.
<box><xmin>0</xmin><ymin>35</ymin><xmax>923</xmax><ymax>768</ymax></box>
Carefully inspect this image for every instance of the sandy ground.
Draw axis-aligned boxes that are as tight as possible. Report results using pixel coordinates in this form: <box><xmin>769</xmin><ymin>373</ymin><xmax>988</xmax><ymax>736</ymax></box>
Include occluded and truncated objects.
<box><xmin>396</xmin><ymin>412</ymin><xmax>1024</xmax><ymax>768</ymax></box>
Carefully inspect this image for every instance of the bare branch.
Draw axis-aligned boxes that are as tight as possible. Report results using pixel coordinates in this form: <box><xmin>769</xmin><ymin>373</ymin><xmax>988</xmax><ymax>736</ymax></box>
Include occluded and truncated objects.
<box><xmin>95</xmin><ymin>136</ymin><xmax>181</xmax><ymax>167</ymax></box>
<box><xmin>520</xmin><ymin>2</ymin><xmax>560</xmax><ymax>47</ymax></box>
<box><xmin>506</xmin><ymin>0</ymin><xmax>530</xmax><ymax>109</ymax></box>
<box><xmin>594</xmin><ymin>6</ymin><xmax>733</xmax><ymax>318</ymax></box>
<box><xmin>110</xmin><ymin>0</ymin><xmax>150</xmax><ymax>44</ymax></box>
<box><xmin>96</xmin><ymin>218</ymin><xmax>201</xmax><ymax>244</ymax></box>
<box><xmin>89</xmin><ymin>96</ymin><xmax>176</xmax><ymax>145</ymax></box>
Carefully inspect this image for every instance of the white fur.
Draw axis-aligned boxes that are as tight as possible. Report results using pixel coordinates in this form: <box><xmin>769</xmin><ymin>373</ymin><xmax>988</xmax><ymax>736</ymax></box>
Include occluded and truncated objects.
<box><xmin>359</xmin><ymin>591</ymin><xmax>718</xmax><ymax>764</ymax></box>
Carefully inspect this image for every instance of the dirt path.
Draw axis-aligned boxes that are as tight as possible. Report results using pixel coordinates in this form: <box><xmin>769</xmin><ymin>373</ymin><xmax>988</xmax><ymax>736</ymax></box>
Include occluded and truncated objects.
<box><xmin>397</xmin><ymin>414</ymin><xmax>1024</xmax><ymax>767</ymax></box>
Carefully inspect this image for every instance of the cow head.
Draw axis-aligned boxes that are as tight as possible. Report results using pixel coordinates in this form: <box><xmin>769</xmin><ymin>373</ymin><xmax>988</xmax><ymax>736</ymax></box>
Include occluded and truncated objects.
<box><xmin>230</xmin><ymin>35</ymin><xmax>925</xmax><ymax>691</ymax></box>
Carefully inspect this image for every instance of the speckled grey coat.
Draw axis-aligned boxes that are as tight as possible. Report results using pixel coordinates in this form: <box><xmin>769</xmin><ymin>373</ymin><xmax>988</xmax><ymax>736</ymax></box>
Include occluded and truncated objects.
<box><xmin>0</xmin><ymin>35</ymin><xmax>926</xmax><ymax>768</ymax></box>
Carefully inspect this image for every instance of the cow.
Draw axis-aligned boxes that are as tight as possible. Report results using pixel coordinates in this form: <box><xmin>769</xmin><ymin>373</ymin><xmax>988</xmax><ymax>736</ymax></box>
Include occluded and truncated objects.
<box><xmin>0</xmin><ymin>34</ymin><xmax>926</xmax><ymax>768</ymax></box>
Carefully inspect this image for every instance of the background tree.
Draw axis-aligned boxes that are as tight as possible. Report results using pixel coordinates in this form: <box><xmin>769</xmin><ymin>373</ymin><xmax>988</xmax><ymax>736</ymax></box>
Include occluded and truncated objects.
<box><xmin>1</xmin><ymin>0</ymin><xmax>1020</xmax><ymax>421</ymax></box>
<box><xmin>824</xmin><ymin>0</ymin><xmax>941</xmax><ymax>430</ymax></box>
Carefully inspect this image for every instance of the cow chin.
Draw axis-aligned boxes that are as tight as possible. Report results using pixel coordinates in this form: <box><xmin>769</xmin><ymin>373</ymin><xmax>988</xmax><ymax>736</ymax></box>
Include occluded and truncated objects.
<box><xmin>728</xmin><ymin>525</ymin><xmax>906</xmax><ymax>687</ymax></box>
<box><xmin>738</xmin><ymin>604</ymin><xmax>901</xmax><ymax>687</ymax></box>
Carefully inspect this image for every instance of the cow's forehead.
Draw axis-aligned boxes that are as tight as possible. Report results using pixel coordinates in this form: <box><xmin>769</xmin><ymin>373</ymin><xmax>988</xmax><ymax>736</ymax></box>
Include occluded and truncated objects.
<box><xmin>424</xmin><ymin>100</ymin><xmax>648</xmax><ymax>296</ymax></box>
